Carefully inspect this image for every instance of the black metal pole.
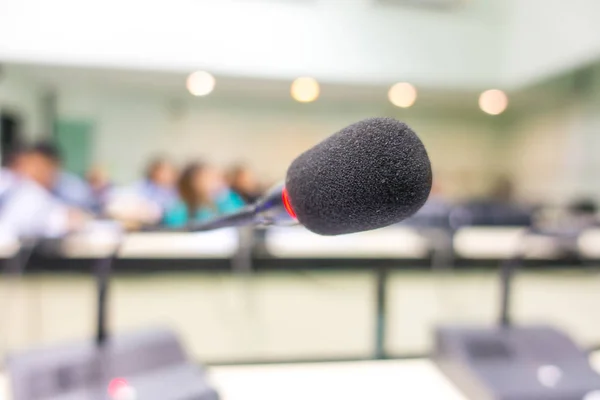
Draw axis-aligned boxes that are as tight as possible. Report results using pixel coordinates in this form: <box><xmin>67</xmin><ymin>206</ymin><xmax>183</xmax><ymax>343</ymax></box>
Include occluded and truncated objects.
<box><xmin>95</xmin><ymin>240</ymin><xmax>122</xmax><ymax>347</ymax></box>
<box><xmin>499</xmin><ymin>256</ymin><xmax>517</xmax><ymax>327</ymax></box>
<box><xmin>231</xmin><ymin>227</ymin><xmax>254</xmax><ymax>273</ymax></box>
<box><xmin>3</xmin><ymin>239</ymin><xmax>36</xmax><ymax>276</ymax></box>
<box><xmin>374</xmin><ymin>265</ymin><xmax>388</xmax><ymax>359</ymax></box>
<box><xmin>498</xmin><ymin>230</ymin><xmax>528</xmax><ymax>328</ymax></box>
<box><xmin>95</xmin><ymin>256</ymin><xmax>113</xmax><ymax>346</ymax></box>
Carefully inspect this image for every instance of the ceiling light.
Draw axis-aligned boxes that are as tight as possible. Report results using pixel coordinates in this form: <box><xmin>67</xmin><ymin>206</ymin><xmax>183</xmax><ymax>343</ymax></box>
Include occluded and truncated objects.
<box><xmin>186</xmin><ymin>71</ymin><xmax>215</xmax><ymax>96</ymax></box>
<box><xmin>388</xmin><ymin>82</ymin><xmax>417</xmax><ymax>108</ymax></box>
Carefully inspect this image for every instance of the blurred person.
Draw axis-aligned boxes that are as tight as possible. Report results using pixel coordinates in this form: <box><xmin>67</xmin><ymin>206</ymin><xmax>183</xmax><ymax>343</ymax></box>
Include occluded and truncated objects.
<box><xmin>228</xmin><ymin>163</ymin><xmax>263</xmax><ymax>204</ymax></box>
<box><xmin>568</xmin><ymin>198</ymin><xmax>597</xmax><ymax>217</ymax></box>
<box><xmin>450</xmin><ymin>175</ymin><xmax>533</xmax><ymax>228</ymax></box>
<box><xmin>565</xmin><ymin>197</ymin><xmax>598</xmax><ymax>231</ymax></box>
<box><xmin>133</xmin><ymin>157</ymin><xmax>179</xmax><ymax>214</ymax></box>
<box><xmin>30</xmin><ymin>142</ymin><xmax>96</xmax><ymax>210</ymax></box>
<box><xmin>9</xmin><ymin>145</ymin><xmax>58</xmax><ymax>189</ymax></box>
<box><xmin>86</xmin><ymin>165</ymin><xmax>113</xmax><ymax>214</ymax></box>
<box><xmin>489</xmin><ymin>175</ymin><xmax>514</xmax><ymax>203</ymax></box>
<box><xmin>163</xmin><ymin>162</ymin><xmax>245</xmax><ymax>227</ymax></box>
<box><xmin>103</xmin><ymin>158</ymin><xmax>178</xmax><ymax>229</ymax></box>
<box><xmin>0</xmin><ymin>147</ymin><xmax>87</xmax><ymax>238</ymax></box>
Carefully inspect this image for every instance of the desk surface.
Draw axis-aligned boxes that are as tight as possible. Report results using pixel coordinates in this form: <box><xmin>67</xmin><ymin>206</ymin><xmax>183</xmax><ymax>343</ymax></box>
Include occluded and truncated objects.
<box><xmin>210</xmin><ymin>359</ymin><xmax>467</xmax><ymax>400</ymax></box>
<box><xmin>209</xmin><ymin>353</ymin><xmax>600</xmax><ymax>400</ymax></box>
<box><xmin>3</xmin><ymin>353</ymin><xmax>600</xmax><ymax>399</ymax></box>
<box><xmin>0</xmin><ymin>359</ymin><xmax>466</xmax><ymax>400</ymax></box>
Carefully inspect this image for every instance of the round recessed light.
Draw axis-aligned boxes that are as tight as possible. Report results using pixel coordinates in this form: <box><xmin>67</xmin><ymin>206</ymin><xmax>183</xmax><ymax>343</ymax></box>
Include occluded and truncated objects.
<box><xmin>186</xmin><ymin>71</ymin><xmax>215</xmax><ymax>96</ymax></box>
<box><xmin>291</xmin><ymin>77</ymin><xmax>320</xmax><ymax>103</ymax></box>
<box><xmin>479</xmin><ymin>89</ymin><xmax>508</xmax><ymax>115</ymax></box>
<box><xmin>388</xmin><ymin>82</ymin><xmax>417</xmax><ymax>108</ymax></box>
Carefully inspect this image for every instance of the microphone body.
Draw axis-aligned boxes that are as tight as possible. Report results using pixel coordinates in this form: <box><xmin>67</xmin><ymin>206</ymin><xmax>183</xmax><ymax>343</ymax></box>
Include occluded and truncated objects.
<box><xmin>253</xmin><ymin>183</ymin><xmax>296</xmax><ymax>226</ymax></box>
<box><xmin>188</xmin><ymin>183</ymin><xmax>296</xmax><ymax>232</ymax></box>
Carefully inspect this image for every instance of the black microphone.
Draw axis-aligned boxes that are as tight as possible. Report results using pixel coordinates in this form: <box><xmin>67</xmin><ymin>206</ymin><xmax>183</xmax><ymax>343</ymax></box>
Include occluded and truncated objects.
<box><xmin>189</xmin><ymin>117</ymin><xmax>432</xmax><ymax>235</ymax></box>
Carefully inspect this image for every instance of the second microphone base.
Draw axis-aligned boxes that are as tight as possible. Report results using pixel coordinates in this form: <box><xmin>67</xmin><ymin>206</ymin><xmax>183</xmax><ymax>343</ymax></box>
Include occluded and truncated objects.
<box><xmin>433</xmin><ymin>324</ymin><xmax>600</xmax><ymax>400</ymax></box>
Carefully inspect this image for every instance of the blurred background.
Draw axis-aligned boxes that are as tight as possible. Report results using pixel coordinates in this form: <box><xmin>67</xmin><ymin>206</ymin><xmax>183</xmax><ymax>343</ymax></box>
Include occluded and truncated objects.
<box><xmin>2</xmin><ymin>0</ymin><xmax>600</xmax><ymax>397</ymax></box>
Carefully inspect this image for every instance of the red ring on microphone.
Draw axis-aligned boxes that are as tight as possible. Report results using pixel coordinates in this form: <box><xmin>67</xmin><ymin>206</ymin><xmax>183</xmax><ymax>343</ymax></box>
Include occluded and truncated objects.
<box><xmin>282</xmin><ymin>188</ymin><xmax>297</xmax><ymax>219</ymax></box>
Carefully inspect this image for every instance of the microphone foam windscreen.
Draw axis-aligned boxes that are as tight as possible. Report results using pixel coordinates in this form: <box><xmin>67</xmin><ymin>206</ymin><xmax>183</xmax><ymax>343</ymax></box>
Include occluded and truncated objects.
<box><xmin>285</xmin><ymin>117</ymin><xmax>432</xmax><ymax>235</ymax></box>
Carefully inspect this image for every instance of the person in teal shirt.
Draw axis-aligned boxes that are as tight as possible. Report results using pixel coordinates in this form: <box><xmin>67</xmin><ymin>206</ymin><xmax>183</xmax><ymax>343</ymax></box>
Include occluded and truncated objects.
<box><xmin>163</xmin><ymin>162</ymin><xmax>245</xmax><ymax>227</ymax></box>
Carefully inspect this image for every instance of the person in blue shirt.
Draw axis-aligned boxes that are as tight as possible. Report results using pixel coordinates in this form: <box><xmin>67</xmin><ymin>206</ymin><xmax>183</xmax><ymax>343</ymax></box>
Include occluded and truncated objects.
<box><xmin>0</xmin><ymin>149</ymin><xmax>86</xmax><ymax>238</ymax></box>
<box><xmin>163</xmin><ymin>162</ymin><xmax>245</xmax><ymax>227</ymax></box>
<box><xmin>132</xmin><ymin>157</ymin><xmax>179</xmax><ymax>216</ymax></box>
<box><xmin>228</xmin><ymin>163</ymin><xmax>264</xmax><ymax>204</ymax></box>
<box><xmin>28</xmin><ymin>142</ymin><xmax>96</xmax><ymax>211</ymax></box>
<box><xmin>86</xmin><ymin>165</ymin><xmax>114</xmax><ymax>214</ymax></box>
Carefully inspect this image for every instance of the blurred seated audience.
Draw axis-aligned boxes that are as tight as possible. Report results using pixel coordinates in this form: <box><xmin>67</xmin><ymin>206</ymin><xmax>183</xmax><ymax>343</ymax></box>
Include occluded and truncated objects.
<box><xmin>450</xmin><ymin>176</ymin><xmax>533</xmax><ymax>228</ymax></box>
<box><xmin>103</xmin><ymin>157</ymin><xmax>179</xmax><ymax>229</ymax></box>
<box><xmin>163</xmin><ymin>162</ymin><xmax>245</xmax><ymax>227</ymax></box>
<box><xmin>0</xmin><ymin>147</ymin><xmax>87</xmax><ymax>238</ymax></box>
<box><xmin>568</xmin><ymin>198</ymin><xmax>597</xmax><ymax>218</ymax></box>
<box><xmin>86</xmin><ymin>165</ymin><xmax>113</xmax><ymax>214</ymax></box>
<box><xmin>104</xmin><ymin>193</ymin><xmax>163</xmax><ymax>229</ymax></box>
<box><xmin>228</xmin><ymin>164</ymin><xmax>264</xmax><ymax>204</ymax></box>
<box><xmin>133</xmin><ymin>157</ymin><xmax>179</xmax><ymax>214</ymax></box>
<box><xmin>31</xmin><ymin>142</ymin><xmax>96</xmax><ymax>211</ymax></box>
<box><xmin>563</xmin><ymin>197</ymin><xmax>598</xmax><ymax>233</ymax></box>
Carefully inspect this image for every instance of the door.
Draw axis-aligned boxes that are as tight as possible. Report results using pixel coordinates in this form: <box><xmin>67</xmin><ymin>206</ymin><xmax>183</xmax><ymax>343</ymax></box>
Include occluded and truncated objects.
<box><xmin>0</xmin><ymin>111</ymin><xmax>23</xmax><ymax>166</ymax></box>
<box><xmin>54</xmin><ymin>119</ymin><xmax>94</xmax><ymax>176</ymax></box>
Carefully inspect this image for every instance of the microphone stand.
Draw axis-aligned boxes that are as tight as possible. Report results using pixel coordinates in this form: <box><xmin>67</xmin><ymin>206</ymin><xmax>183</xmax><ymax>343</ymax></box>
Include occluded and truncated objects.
<box><xmin>94</xmin><ymin>233</ymin><xmax>123</xmax><ymax>347</ymax></box>
<box><xmin>498</xmin><ymin>227</ymin><xmax>532</xmax><ymax>328</ymax></box>
<box><xmin>88</xmin><ymin>231</ymin><xmax>123</xmax><ymax>400</ymax></box>
<box><xmin>497</xmin><ymin>226</ymin><xmax>551</xmax><ymax>327</ymax></box>
<box><xmin>95</xmin><ymin>253</ymin><xmax>114</xmax><ymax>346</ymax></box>
<box><xmin>374</xmin><ymin>265</ymin><xmax>388</xmax><ymax>360</ymax></box>
<box><xmin>498</xmin><ymin>250</ymin><xmax>520</xmax><ymax>328</ymax></box>
<box><xmin>2</xmin><ymin>238</ymin><xmax>37</xmax><ymax>276</ymax></box>
<box><xmin>498</xmin><ymin>223</ymin><xmax>588</xmax><ymax>327</ymax></box>
<box><xmin>188</xmin><ymin>207</ymin><xmax>256</xmax><ymax>232</ymax></box>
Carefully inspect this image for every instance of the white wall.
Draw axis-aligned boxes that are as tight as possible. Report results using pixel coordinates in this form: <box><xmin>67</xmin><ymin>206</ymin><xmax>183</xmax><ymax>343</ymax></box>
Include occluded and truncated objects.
<box><xmin>506</xmin><ymin>69</ymin><xmax>600</xmax><ymax>203</ymax></box>
<box><xmin>502</xmin><ymin>0</ymin><xmax>600</xmax><ymax>88</ymax></box>
<box><xmin>56</xmin><ymin>83</ymin><xmax>502</xmax><ymax>197</ymax></box>
<box><xmin>0</xmin><ymin>67</ymin><xmax>45</xmax><ymax>141</ymax></box>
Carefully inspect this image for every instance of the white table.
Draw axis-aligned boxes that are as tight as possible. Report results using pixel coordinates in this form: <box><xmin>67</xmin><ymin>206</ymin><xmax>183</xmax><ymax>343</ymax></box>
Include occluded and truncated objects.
<box><xmin>265</xmin><ymin>226</ymin><xmax>430</xmax><ymax>259</ymax></box>
<box><xmin>3</xmin><ymin>353</ymin><xmax>600</xmax><ymax>399</ymax></box>
<box><xmin>209</xmin><ymin>353</ymin><xmax>600</xmax><ymax>400</ymax></box>
<box><xmin>0</xmin><ymin>359</ymin><xmax>466</xmax><ymax>400</ymax></box>
<box><xmin>210</xmin><ymin>359</ymin><xmax>466</xmax><ymax>400</ymax></box>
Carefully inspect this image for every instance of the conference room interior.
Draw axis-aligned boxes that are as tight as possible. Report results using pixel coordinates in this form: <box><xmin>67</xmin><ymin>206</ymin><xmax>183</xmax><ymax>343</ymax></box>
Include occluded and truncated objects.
<box><xmin>3</xmin><ymin>0</ymin><xmax>600</xmax><ymax>399</ymax></box>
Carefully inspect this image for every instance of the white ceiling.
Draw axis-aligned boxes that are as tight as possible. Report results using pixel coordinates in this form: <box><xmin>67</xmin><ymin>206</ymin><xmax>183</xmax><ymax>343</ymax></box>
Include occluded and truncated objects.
<box><xmin>0</xmin><ymin>0</ymin><xmax>598</xmax><ymax>90</ymax></box>
<box><xmin>9</xmin><ymin>63</ymin><xmax>477</xmax><ymax>105</ymax></box>
<box><xmin>8</xmin><ymin>62</ymin><xmax>568</xmax><ymax>118</ymax></box>
<box><xmin>374</xmin><ymin>0</ymin><xmax>466</xmax><ymax>9</ymax></box>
